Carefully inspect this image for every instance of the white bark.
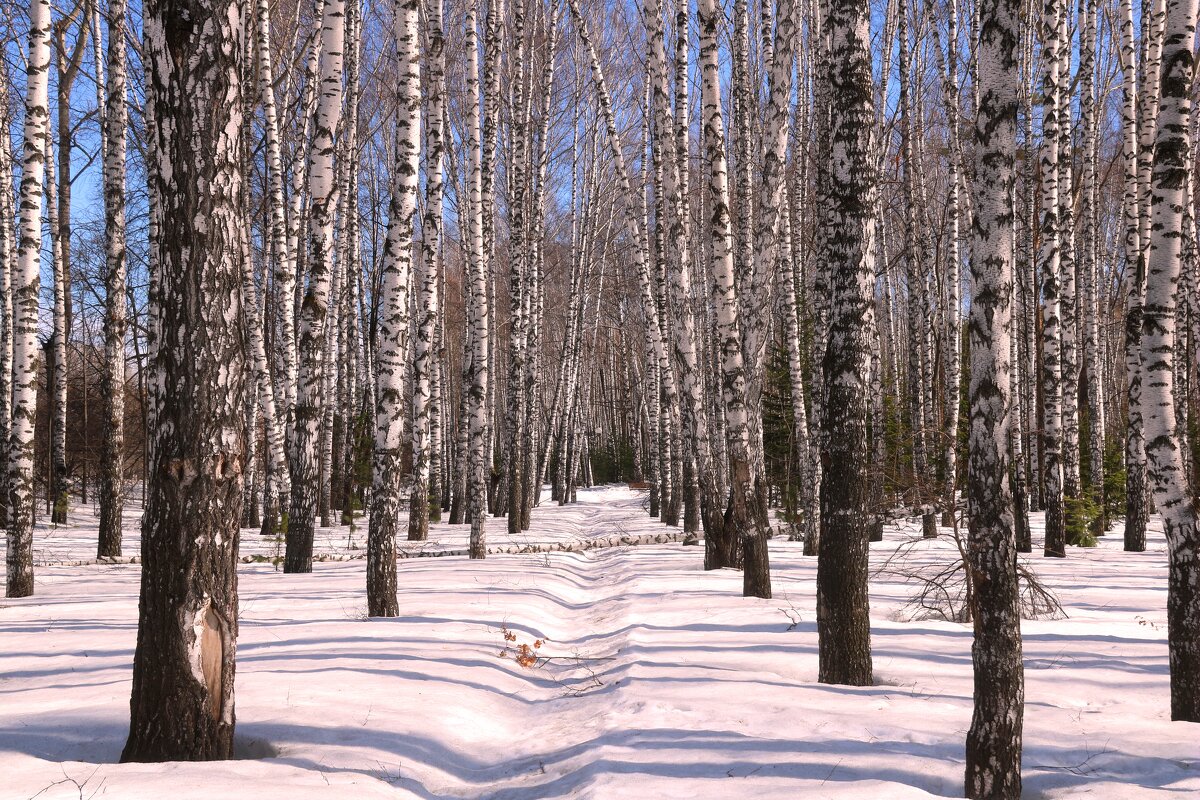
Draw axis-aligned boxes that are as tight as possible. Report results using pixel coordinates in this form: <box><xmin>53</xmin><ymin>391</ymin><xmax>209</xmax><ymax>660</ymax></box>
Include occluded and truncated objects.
<box><xmin>367</xmin><ymin>0</ymin><xmax>421</xmax><ymax>614</ymax></box>
<box><xmin>698</xmin><ymin>0</ymin><xmax>769</xmax><ymax>595</ymax></box>
<box><xmin>286</xmin><ymin>0</ymin><xmax>345</xmax><ymax>573</ymax></box>
<box><xmin>99</xmin><ymin>0</ymin><xmax>129</xmax><ymax>557</ymax></box>
<box><xmin>0</xmin><ymin>81</ymin><xmax>13</xmax><ymax>528</ymax></box>
<box><xmin>1039</xmin><ymin>0</ymin><xmax>1066</xmax><ymax>556</ymax></box>
<box><xmin>465</xmin><ymin>3</ymin><xmax>491</xmax><ymax>558</ymax></box>
<box><xmin>1141</xmin><ymin>0</ymin><xmax>1200</xmax><ymax>721</ymax></box>
<box><xmin>409</xmin><ymin>0</ymin><xmax>447</xmax><ymax>542</ymax></box>
<box><xmin>7</xmin><ymin>0</ymin><xmax>51</xmax><ymax>598</ymax></box>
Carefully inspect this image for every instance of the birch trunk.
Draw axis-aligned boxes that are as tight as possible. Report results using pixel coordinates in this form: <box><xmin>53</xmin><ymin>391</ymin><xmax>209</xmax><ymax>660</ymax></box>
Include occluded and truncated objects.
<box><xmin>501</xmin><ymin>0</ymin><xmax>531</xmax><ymax>533</ymax></box>
<box><xmin>898</xmin><ymin>0</ymin><xmax>935</xmax><ymax>538</ymax></box>
<box><xmin>697</xmin><ymin>0</ymin><xmax>770</xmax><ymax>596</ymax></box>
<box><xmin>1039</xmin><ymin>0</ymin><xmax>1067</xmax><ymax>557</ymax></box>
<box><xmin>409</xmin><ymin>0</ymin><xmax>446</xmax><ymax>542</ymax></box>
<box><xmin>1141</xmin><ymin>0</ymin><xmax>1200</xmax><ymax>722</ymax></box>
<box><xmin>465</xmin><ymin>3</ymin><xmax>491</xmax><ymax>558</ymax></box>
<box><xmin>286</xmin><ymin>0</ymin><xmax>345</xmax><ymax>573</ymax></box>
<box><xmin>816</xmin><ymin>0</ymin><xmax>875</xmax><ymax>685</ymax></box>
<box><xmin>1079</xmin><ymin>0</ymin><xmax>1104</xmax><ymax>527</ymax></box>
<box><xmin>250</xmin><ymin>0</ymin><xmax>292</xmax><ymax>522</ymax></box>
<box><xmin>6</xmin><ymin>0</ymin><xmax>51</xmax><ymax>599</ymax></box>
<box><xmin>964</xmin><ymin>0</ymin><xmax>1025</xmax><ymax>789</ymax></box>
<box><xmin>367</xmin><ymin>0</ymin><xmax>421</xmax><ymax>615</ymax></box>
<box><xmin>45</xmin><ymin>122</ymin><xmax>68</xmax><ymax>526</ymax></box>
<box><xmin>0</xmin><ymin>82</ymin><xmax>13</xmax><ymax>531</ymax></box>
<box><xmin>122</xmin><ymin>0</ymin><xmax>247</xmax><ymax>759</ymax></box>
<box><xmin>1056</xmin><ymin>2</ymin><xmax>1080</xmax><ymax>504</ymax></box>
<box><xmin>941</xmin><ymin>0</ymin><xmax>962</xmax><ymax>529</ymax></box>
<box><xmin>98</xmin><ymin>0</ymin><xmax>129</xmax><ymax>557</ymax></box>
<box><xmin>49</xmin><ymin>13</ymin><xmax>88</xmax><ymax>527</ymax></box>
<box><xmin>280</xmin><ymin>0</ymin><xmax>327</xmax><ymax>428</ymax></box>
<box><xmin>1123</xmin><ymin>0</ymin><xmax>1149</xmax><ymax>551</ymax></box>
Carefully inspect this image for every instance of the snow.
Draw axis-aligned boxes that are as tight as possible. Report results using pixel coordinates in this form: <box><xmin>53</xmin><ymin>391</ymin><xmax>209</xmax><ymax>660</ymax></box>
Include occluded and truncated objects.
<box><xmin>1</xmin><ymin>485</ymin><xmax>1197</xmax><ymax>799</ymax></box>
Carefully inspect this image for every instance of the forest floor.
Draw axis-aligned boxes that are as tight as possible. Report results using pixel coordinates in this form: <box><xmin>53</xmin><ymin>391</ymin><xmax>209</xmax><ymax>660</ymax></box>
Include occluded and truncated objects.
<box><xmin>1</xmin><ymin>485</ymin><xmax>1196</xmax><ymax>799</ymax></box>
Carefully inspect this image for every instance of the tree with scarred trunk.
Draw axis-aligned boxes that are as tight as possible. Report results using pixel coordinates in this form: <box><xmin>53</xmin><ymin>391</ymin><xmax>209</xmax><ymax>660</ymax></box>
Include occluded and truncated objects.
<box><xmin>122</xmin><ymin>0</ymin><xmax>247</xmax><ymax>760</ymax></box>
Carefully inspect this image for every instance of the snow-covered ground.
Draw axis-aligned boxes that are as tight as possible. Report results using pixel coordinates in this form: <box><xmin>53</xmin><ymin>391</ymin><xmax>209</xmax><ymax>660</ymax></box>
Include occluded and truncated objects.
<box><xmin>1</xmin><ymin>485</ymin><xmax>1196</xmax><ymax>798</ymax></box>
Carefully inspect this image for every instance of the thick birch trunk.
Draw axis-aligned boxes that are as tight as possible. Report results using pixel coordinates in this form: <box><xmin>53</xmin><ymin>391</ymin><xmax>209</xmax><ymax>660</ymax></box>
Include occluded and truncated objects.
<box><xmin>964</xmin><ymin>0</ymin><xmax>1025</xmax><ymax>791</ymax></box>
<box><xmin>122</xmin><ymin>0</ymin><xmax>247</xmax><ymax>759</ymax></box>
<box><xmin>0</xmin><ymin>84</ymin><xmax>13</xmax><ymax>530</ymax></box>
<box><xmin>816</xmin><ymin>0</ymin><xmax>874</xmax><ymax>685</ymax></box>
<box><xmin>1141</xmin><ymin>0</ymin><xmax>1200</xmax><ymax>722</ymax></box>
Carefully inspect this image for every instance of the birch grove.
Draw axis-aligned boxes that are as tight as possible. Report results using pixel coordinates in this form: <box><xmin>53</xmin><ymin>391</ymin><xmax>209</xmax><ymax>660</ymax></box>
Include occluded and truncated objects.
<box><xmin>3</xmin><ymin>0</ymin><xmax>1200</xmax><ymax>786</ymax></box>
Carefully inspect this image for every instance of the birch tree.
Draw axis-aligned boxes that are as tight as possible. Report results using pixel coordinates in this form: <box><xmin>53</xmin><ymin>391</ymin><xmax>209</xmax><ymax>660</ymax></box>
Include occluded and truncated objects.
<box><xmin>368</xmin><ymin>0</ymin><xmax>421</xmax><ymax>615</ymax></box>
<box><xmin>698</xmin><ymin>0</ymin><xmax>770</xmax><ymax>597</ymax></box>
<box><xmin>1078</xmin><ymin>0</ymin><xmax>1104</xmax><ymax>527</ymax></box>
<box><xmin>409</xmin><ymin>0</ymin><xmax>446</xmax><ymax>542</ymax></box>
<box><xmin>1039</xmin><ymin>0</ymin><xmax>1067</xmax><ymax>558</ymax></box>
<box><xmin>1123</xmin><ymin>0</ymin><xmax>1148</xmax><ymax>552</ymax></box>
<box><xmin>1140</xmin><ymin>0</ymin><xmax>1200</xmax><ymax>722</ymax></box>
<box><xmin>1056</xmin><ymin>1</ymin><xmax>1080</xmax><ymax>506</ymax></box>
<box><xmin>465</xmin><ymin>1</ymin><xmax>491</xmax><ymax>559</ymax></box>
<box><xmin>250</xmin><ymin>0</ymin><xmax>295</xmax><ymax>533</ymax></box>
<box><xmin>48</xmin><ymin>5</ymin><xmax>90</xmax><ymax>526</ymax></box>
<box><xmin>122</xmin><ymin>0</ymin><xmax>247</xmax><ymax>759</ymax></box>
<box><xmin>964</xmin><ymin>0</ymin><xmax>1025</xmax><ymax>789</ymax></box>
<box><xmin>98</xmin><ymin>0</ymin><xmax>128</xmax><ymax>559</ymax></box>
<box><xmin>286</xmin><ymin>0</ymin><xmax>345</xmax><ymax>573</ymax></box>
<box><xmin>816</xmin><ymin>0</ymin><xmax>875</xmax><ymax>685</ymax></box>
<box><xmin>940</xmin><ymin>0</ymin><xmax>963</xmax><ymax>529</ymax></box>
<box><xmin>0</xmin><ymin>80</ymin><xmax>13</xmax><ymax>531</ymax></box>
<box><xmin>6</xmin><ymin>0</ymin><xmax>52</xmax><ymax>599</ymax></box>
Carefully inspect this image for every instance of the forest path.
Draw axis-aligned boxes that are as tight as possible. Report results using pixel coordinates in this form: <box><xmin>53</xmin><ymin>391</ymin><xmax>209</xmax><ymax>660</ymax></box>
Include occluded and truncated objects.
<box><xmin>1</xmin><ymin>488</ymin><xmax>1196</xmax><ymax>798</ymax></box>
